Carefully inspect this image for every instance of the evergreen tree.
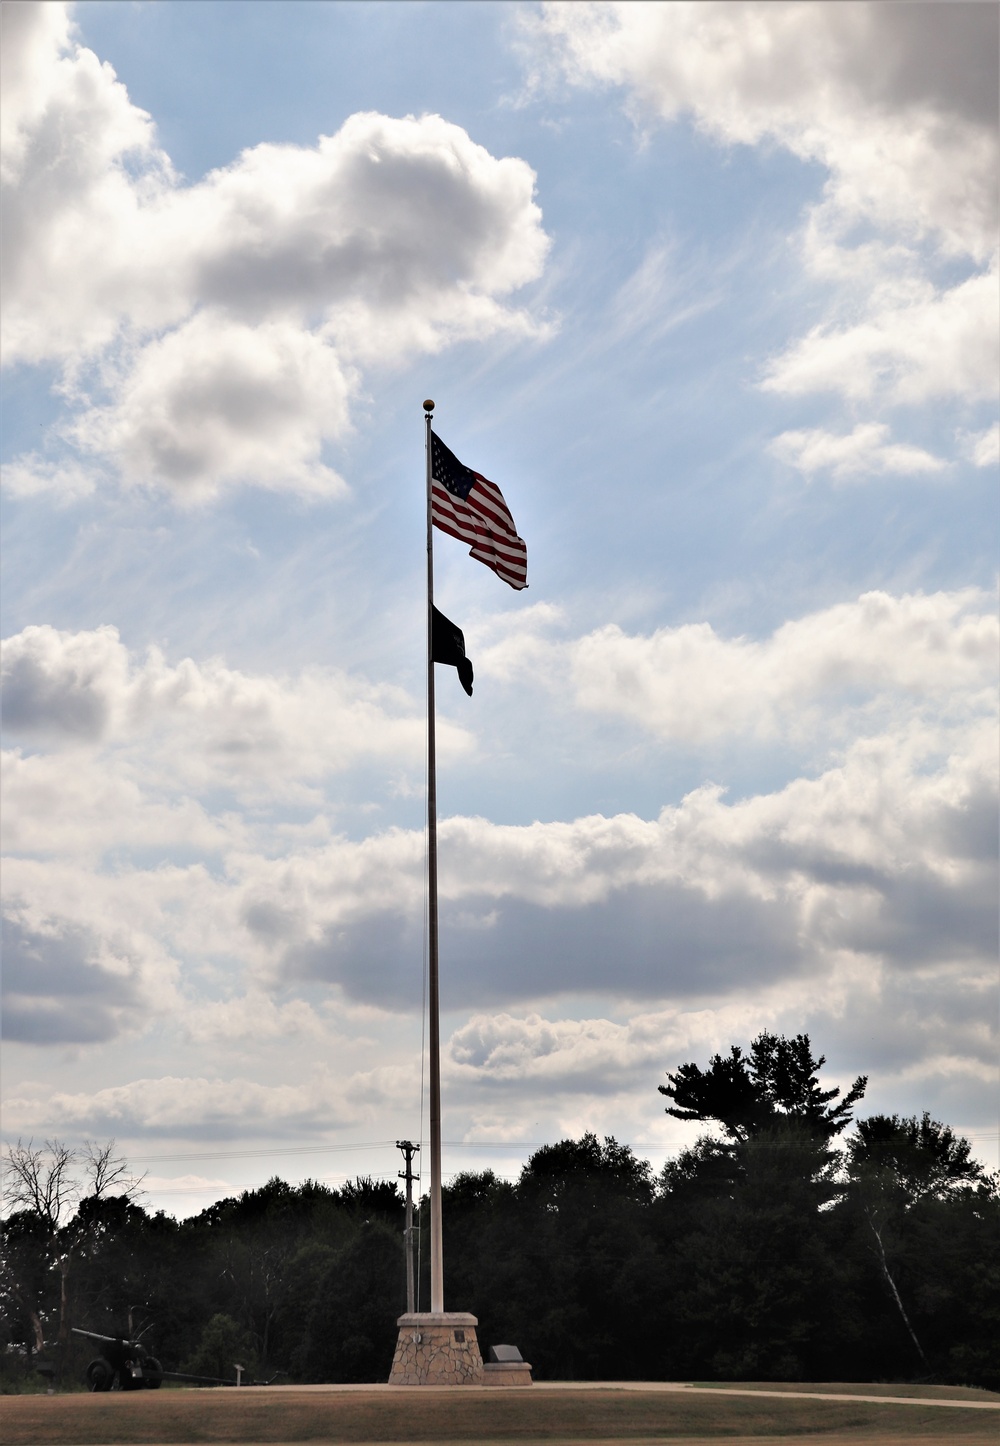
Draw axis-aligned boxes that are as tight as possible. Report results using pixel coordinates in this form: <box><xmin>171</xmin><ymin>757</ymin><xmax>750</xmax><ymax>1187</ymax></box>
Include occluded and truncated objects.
<box><xmin>659</xmin><ymin>1032</ymin><xmax>867</xmax><ymax>1142</ymax></box>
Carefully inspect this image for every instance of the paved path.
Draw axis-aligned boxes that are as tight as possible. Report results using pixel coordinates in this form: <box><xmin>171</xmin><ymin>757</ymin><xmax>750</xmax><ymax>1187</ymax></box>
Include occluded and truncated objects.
<box><xmin>230</xmin><ymin>1381</ymin><xmax>999</xmax><ymax>1410</ymax></box>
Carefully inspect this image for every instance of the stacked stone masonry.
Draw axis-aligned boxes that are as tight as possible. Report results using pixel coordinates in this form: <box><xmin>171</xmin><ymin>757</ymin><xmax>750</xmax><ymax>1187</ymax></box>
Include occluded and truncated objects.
<box><xmin>388</xmin><ymin>1313</ymin><xmax>532</xmax><ymax>1386</ymax></box>
<box><xmin>389</xmin><ymin>1313</ymin><xmax>482</xmax><ymax>1385</ymax></box>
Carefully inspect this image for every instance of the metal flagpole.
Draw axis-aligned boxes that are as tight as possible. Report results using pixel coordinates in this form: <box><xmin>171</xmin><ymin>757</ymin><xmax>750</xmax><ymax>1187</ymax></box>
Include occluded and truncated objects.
<box><xmin>423</xmin><ymin>398</ymin><xmax>444</xmax><ymax>1314</ymax></box>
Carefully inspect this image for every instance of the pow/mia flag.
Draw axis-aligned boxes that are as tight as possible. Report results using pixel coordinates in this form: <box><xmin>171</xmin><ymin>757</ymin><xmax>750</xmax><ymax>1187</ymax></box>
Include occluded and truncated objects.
<box><xmin>432</xmin><ymin>606</ymin><xmax>474</xmax><ymax>696</ymax></box>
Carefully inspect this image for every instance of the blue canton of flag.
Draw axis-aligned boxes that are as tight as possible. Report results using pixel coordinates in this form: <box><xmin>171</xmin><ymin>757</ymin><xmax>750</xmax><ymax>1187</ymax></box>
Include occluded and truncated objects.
<box><xmin>430</xmin><ymin>432</ymin><xmax>527</xmax><ymax>590</ymax></box>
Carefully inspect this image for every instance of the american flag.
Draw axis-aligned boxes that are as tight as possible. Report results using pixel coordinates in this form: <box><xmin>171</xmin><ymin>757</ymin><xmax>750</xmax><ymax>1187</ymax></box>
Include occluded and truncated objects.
<box><xmin>430</xmin><ymin>432</ymin><xmax>527</xmax><ymax>591</ymax></box>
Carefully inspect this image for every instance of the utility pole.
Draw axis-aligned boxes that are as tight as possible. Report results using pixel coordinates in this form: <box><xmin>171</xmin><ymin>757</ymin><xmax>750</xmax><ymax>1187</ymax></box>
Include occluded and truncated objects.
<box><xmin>396</xmin><ymin>1139</ymin><xmax>420</xmax><ymax>1314</ymax></box>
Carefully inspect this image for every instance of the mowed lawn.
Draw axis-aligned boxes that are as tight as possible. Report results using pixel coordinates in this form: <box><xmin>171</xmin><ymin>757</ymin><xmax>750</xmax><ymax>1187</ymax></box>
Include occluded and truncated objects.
<box><xmin>1</xmin><ymin>1384</ymin><xmax>997</xmax><ymax>1444</ymax></box>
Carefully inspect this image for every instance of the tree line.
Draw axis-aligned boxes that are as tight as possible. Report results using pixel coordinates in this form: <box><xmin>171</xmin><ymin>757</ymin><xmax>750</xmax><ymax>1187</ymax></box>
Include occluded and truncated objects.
<box><xmin>2</xmin><ymin>1034</ymin><xmax>996</xmax><ymax>1390</ymax></box>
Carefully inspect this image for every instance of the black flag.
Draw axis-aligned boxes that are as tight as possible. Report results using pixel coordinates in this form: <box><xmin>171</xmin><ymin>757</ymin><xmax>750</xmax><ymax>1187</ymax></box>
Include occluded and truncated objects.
<box><xmin>432</xmin><ymin>607</ymin><xmax>473</xmax><ymax>696</ymax></box>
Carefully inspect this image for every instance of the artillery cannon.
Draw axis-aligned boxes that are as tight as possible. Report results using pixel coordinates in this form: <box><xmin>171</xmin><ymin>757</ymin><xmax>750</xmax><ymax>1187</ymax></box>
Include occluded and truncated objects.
<box><xmin>72</xmin><ymin>1327</ymin><xmax>163</xmax><ymax>1391</ymax></box>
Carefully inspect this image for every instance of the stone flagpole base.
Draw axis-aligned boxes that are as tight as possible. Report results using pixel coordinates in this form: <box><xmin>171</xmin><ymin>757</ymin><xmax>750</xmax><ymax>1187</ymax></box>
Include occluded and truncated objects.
<box><xmin>388</xmin><ymin>1313</ymin><xmax>533</xmax><ymax>1386</ymax></box>
<box><xmin>388</xmin><ymin>1313</ymin><xmax>482</xmax><ymax>1385</ymax></box>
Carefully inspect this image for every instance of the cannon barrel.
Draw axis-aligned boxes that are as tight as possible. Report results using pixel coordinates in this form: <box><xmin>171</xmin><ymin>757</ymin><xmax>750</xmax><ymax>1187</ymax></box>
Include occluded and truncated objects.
<box><xmin>72</xmin><ymin>1327</ymin><xmax>123</xmax><ymax>1345</ymax></box>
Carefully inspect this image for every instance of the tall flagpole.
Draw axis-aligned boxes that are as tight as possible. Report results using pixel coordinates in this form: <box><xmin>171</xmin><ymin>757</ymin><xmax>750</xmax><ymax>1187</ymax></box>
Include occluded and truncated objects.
<box><xmin>423</xmin><ymin>398</ymin><xmax>444</xmax><ymax>1314</ymax></box>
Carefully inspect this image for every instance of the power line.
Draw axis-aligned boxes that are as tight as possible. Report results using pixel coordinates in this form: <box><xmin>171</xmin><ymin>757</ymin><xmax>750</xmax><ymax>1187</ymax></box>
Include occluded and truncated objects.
<box><xmin>127</xmin><ymin>1130</ymin><xmax>1000</xmax><ymax>1167</ymax></box>
<box><xmin>130</xmin><ymin>1142</ymin><xmax>398</xmax><ymax>1164</ymax></box>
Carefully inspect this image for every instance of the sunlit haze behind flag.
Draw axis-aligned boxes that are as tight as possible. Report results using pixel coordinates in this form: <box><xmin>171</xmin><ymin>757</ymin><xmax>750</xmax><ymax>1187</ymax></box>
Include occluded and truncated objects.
<box><xmin>1</xmin><ymin>0</ymin><xmax>997</xmax><ymax>1215</ymax></box>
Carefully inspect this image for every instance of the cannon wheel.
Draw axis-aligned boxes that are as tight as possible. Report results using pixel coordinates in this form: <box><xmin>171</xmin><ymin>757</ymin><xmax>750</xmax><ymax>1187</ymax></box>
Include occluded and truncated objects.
<box><xmin>86</xmin><ymin>1358</ymin><xmax>113</xmax><ymax>1392</ymax></box>
<box><xmin>143</xmin><ymin>1356</ymin><xmax>163</xmax><ymax>1389</ymax></box>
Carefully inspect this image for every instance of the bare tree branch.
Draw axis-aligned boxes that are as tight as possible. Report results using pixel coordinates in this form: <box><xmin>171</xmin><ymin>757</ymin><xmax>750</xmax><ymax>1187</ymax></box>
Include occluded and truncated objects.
<box><xmin>82</xmin><ymin>1139</ymin><xmax>147</xmax><ymax>1203</ymax></box>
<box><xmin>2</xmin><ymin>1139</ymin><xmax>79</xmax><ymax>1229</ymax></box>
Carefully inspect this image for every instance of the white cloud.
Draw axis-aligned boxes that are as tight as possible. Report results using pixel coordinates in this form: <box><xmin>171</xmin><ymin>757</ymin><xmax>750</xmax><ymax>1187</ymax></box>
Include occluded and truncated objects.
<box><xmin>530</xmin><ymin>2</ymin><xmax>999</xmax><ymax>421</ymax></box>
<box><xmin>769</xmin><ymin>423</ymin><xmax>945</xmax><ymax>482</ymax></box>
<box><xmin>72</xmin><ymin>315</ymin><xmax>352</xmax><ymax>501</ymax></box>
<box><xmin>0</xmin><ymin>748</ymin><xmax>236</xmax><ymax>860</ymax></box>
<box><xmin>166</xmin><ymin>110</ymin><xmax>550</xmax><ymax>353</ymax></box>
<box><xmin>3</xmin><ymin>596</ymin><xmax>994</xmax><ymax>1146</ymax></box>
<box><xmin>182</xmin><ymin>991</ymin><xmax>326</xmax><ymax>1046</ymax></box>
<box><xmin>5</xmin><ymin>947</ymin><xmax>994</xmax><ymax>1149</ymax></box>
<box><xmin>1</xmin><ymin>454</ymin><xmax>101</xmax><ymax>501</ymax></box>
<box><xmin>249</xmin><ymin>710</ymin><xmax>998</xmax><ymax>1014</ymax></box>
<box><xmin>480</xmin><ymin>588</ymin><xmax>997</xmax><ymax>744</ymax></box>
<box><xmin>1</xmin><ymin>624</ymin><xmax>470</xmax><ymax>813</ymax></box>
<box><xmin>4</xmin><ymin>720</ymin><xmax>994</xmax><ymax>1176</ymax></box>
<box><xmin>2</xmin><ymin>624</ymin><xmax>130</xmax><ymax>740</ymax></box>
<box><xmin>3</xmin><ymin>1069</ymin><xmax>358</xmax><ymax>1136</ymax></box>
<box><xmin>1</xmin><ymin>2</ymin><xmax>173</xmax><ymax>361</ymax></box>
<box><xmin>0</xmin><ymin>2</ymin><xmax>74</xmax><ymax>178</ymax></box>
<box><xmin>1</xmin><ymin>886</ymin><xmax>182</xmax><ymax>1045</ymax></box>
<box><xmin>761</xmin><ymin>267</ymin><xmax>998</xmax><ymax>407</ymax></box>
<box><xmin>441</xmin><ymin>951</ymin><xmax>997</xmax><ymax>1148</ymax></box>
<box><xmin>2</xmin><ymin>7</ymin><xmax>550</xmax><ymax>498</ymax></box>
<box><xmin>961</xmin><ymin>422</ymin><xmax>1000</xmax><ymax>469</ymax></box>
<box><xmin>532</xmin><ymin>1</ymin><xmax>997</xmax><ymax>259</ymax></box>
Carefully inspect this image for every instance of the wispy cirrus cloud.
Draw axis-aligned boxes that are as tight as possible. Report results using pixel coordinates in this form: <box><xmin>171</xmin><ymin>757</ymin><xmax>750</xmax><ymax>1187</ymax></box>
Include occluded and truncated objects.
<box><xmin>526</xmin><ymin>1</ymin><xmax>999</xmax><ymax>459</ymax></box>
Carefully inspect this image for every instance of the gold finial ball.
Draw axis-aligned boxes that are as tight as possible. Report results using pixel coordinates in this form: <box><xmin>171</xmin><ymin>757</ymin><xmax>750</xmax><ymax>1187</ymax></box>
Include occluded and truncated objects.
<box><xmin>423</xmin><ymin>399</ymin><xmax>435</xmax><ymax>412</ymax></box>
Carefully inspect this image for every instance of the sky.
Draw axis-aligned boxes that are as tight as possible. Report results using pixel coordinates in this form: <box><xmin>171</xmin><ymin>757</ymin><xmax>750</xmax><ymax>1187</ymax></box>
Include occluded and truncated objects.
<box><xmin>1</xmin><ymin>0</ymin><xmax>998</xmax><ymax>1224</ymax></box>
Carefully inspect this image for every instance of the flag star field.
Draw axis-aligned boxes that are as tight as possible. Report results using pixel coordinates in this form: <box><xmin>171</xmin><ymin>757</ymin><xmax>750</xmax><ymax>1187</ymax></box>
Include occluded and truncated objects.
<box><xmin>1</xmin><ymin>0</ymin><xmax>997</xmax><ymax>1211</ymax></box>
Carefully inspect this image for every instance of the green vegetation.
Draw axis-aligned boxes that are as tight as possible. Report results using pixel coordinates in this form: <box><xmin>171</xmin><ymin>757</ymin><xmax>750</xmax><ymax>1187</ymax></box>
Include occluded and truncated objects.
<box><xmin>2</xmin><ymin>1035</ymin><xmax>996</xmax><ymax>1392</ymax></box>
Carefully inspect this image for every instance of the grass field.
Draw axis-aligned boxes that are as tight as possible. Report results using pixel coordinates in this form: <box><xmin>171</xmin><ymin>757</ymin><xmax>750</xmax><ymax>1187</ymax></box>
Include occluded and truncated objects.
<box><xmin>0</xmin><ymin>1383</ymin><xmax>996</xmax><ymax>1445</ymax></box>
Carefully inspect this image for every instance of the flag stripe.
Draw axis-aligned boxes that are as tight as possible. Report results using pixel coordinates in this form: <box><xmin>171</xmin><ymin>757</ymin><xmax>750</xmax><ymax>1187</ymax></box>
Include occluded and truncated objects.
<box><xmin>429</xmin><ymin>432</ymin><xmax>527</xmax><ymax>591</ymax></box>
<box><xmin>431</xmin><ymin>495</ymin><xmax>524</xmax><ymax>557</ymax></box>
<box><xmin>432</xmin><ymin>499</ymin><xmax>527</xmax><ymax>569</ymax></box>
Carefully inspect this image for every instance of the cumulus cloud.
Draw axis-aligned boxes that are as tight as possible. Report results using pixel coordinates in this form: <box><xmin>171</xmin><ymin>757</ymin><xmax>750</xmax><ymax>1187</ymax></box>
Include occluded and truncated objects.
<box><xmin>182</xmin><ymin>991</ymin><xmax>326</xmax><ymax>1046</ymax></box>
<box><xmin>7</xmin><ymin>953</ymin><xmax>993</xmax><ymax>1142</ymax></box>
<box><xmin>2</xmin><ymin>624</ymin><xmax>130</xmax><ymax>741</ymax></box>
<box><xmin>761</xmin><ymin>267</ymin><xmax>998</xmax><ymax>407</ymax></box>
<box><xmin>769</xmin><ymin>423</ymin><xmax>945</xmax><ymax>482</ymax></box>
<box><xmin>532</xmin><ymin>1</ymin><xmax>997</xmax><ymax>258</ymax></box>
<box><xmin>479</xmin><ymin>588</ymin><xmax>997</xmax><ymax>744</ymax></box>
<box><xmin>72</xmin><ymin>316</ymin><xmax>352</xmax><ymax>501</ymax></box>
<box><xmin>1</xmin><ymin>901</ymin><xmax>180</xmax><ymax>1045</ymax></box>
<box><xmin>3</xmin><ymin>593</ymin><xmax>994</xmax><ymax>1162</ymax></box>
<box><xmin>8</xmin><ymin>716</ymin><xmax>993</xmax><ymax>1036</ymax></box>
<box><xmin>1</xmin><ymin>5</ymin><xmax>550</xmax><ymax>499</ymax></box>
<box><xmin>244</xmin><ymin>708</ymin><xmax>997</xmax><ymax>1016</ymax></box>
<box><xmin>441</xmin><ymin>950</ymin><xmax>997</xmax><ymax>1145</ymax></box>
<box><xmin>1</xmin><ymin>2</ymin><xmax>173</xmax><ymax>360</ymax></box>
<box><xmin>2</xmin><ymin>1070</ymin><xmax>358</xmax><ymax>1138</ymax></box>
<box><xmin>0</xmin><ymin>747</ymin><xmax>235</xmax><ymax>860</ymax></box>
<box><xmin>0</xmin><ymin>2</ymin><xmax>73</xmax><ymax>175</ymax></box>
<box><xmin>1</xmin><ymin>624</ymin><xmax>469</xmax><ymax>813</ymax></box>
